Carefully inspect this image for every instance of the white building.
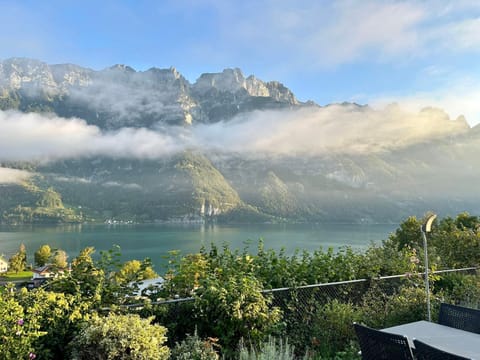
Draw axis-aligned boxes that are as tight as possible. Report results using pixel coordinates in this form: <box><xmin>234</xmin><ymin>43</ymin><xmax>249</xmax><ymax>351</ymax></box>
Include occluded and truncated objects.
<box><xmin>128</xmin><ymin>277</ymin><xmax>164</xmax><ymax>297</ymax></box>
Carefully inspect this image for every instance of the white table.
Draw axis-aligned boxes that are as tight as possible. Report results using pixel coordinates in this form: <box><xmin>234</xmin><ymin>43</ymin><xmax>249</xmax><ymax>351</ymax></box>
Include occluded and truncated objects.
<box><xmin>383</xmin><ymin>320</ymin><xmax>480</xmax><ymax>359</ymax></box>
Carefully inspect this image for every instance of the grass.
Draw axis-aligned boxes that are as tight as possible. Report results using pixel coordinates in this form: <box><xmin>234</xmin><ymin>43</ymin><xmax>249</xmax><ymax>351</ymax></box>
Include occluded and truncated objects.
<box><xmin>0</xmin><ymin>270</ymin><xmax>33</xmax><ymax>281</ymax></box>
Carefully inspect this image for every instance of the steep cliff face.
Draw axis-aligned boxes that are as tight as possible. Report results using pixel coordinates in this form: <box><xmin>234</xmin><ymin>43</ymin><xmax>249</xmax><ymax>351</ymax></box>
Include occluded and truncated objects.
<box><xmin>0</xmin><ymin>58</ymin><xmax>304</xmax><ymax>128</ymax></box>
<box><xmin>192</xmin><ymin>68</ymin><xmax>297</xmax><ymax>102</ymax></box>
<box><xmin>0</xmin><ymin>58</ymin><xmax>58</xmax><ymax>93</ymax></box>
<box><xmin>191</xmin><ymin>68</ymin><xmax>300</xmax><ymax>123</ymax></box>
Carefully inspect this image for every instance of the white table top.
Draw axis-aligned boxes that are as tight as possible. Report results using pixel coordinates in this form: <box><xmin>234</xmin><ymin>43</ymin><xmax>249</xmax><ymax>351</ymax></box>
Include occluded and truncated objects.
<box><xmin>383</xmin><ymin>320</ymin><xmax>480</xmax><ymax>359</ymax></box>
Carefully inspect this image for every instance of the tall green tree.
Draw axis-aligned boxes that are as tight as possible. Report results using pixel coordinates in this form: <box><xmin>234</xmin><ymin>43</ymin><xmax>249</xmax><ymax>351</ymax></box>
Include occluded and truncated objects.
<box><xmin>34</xmin><ymin>245</ymin><xmax>52</xmax><ymax>267</ymax></box>
<box><xmin>431</xmin><ymin>213</ymin><xmax>480</xmax><ymax>268</ymax></box>
<box><xmin>389</xmin><ymin>216</ymin><xmax>422</xmax><ymax>250</ymax></box>
<box><xmin>8</xmin><ymin>253</ymin><xmax>24</xmax><ymax>273</ymax></box>
<box><xmin>8</xmin><ymin>244</ymin><xmax>27</xmax><ymax>273</ymax></box>
<box><xmin>70</xmin><ymin>247</ymin><xmax>104</xmax><ymax>303</ymax></box>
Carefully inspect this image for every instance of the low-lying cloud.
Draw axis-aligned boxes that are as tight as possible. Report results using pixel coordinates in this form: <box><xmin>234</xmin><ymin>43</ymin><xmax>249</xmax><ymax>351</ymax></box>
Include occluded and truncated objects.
<box><xmin>194</xmin><ymin>105</ymin><xmax>468</xmax><ymax>155</ymax></box>
<box><xmin>0</xmin><ymin>110</ymin><xmax>183</xmax><ymax>161</ymax></box>
<box><xmin>0</xmin><ymin>105</ymin><xmax>469</xmax><ymax>162</ymax></box>
<box><xmin>0</xmin><ymin>167</ymin><xmax>32</xmax><ymax>184</ymax></box>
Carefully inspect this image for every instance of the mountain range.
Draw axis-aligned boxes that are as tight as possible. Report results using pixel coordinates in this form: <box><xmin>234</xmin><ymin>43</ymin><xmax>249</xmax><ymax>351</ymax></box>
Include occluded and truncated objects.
<box><xmin>0</xmin><ymin>57</ymin><xmax>479</xmax><ymax>224</ymax></box>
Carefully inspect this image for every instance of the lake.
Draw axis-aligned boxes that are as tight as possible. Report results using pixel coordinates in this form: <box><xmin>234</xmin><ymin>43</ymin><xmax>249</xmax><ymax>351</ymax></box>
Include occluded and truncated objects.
<box><xmin>0</xmin><ymin>223</ymin><xmax>397</xmax><ymax>273</ymax></box>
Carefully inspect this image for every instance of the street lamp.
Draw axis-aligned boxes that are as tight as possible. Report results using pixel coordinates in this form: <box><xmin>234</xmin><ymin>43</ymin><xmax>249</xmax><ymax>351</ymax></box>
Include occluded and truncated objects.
<box><xmin>421</xmin><ymin>213</ymin><xmax>437</xmax><ymax>322</ymax></box>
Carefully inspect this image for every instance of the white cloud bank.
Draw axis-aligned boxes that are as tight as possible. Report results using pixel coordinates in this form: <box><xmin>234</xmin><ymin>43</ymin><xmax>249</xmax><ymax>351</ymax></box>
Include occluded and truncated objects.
<box><xmin>0</xmin><ymin>106</ymin><xmax>469</xmax><ymax>162</ymax></box>
<box><xmin>0</xmin><ymin>167</ymin><xmax>32</xmax><ymax>184</ymax></box>
<box><xmin>0</xmin><ymin>110</ymin><xmax>184</xmax><ymax>161</ymax></box>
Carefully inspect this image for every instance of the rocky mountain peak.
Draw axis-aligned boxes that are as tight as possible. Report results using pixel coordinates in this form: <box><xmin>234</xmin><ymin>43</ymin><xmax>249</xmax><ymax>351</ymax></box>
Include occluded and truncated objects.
<box><xmin>0</xmin><ymin>58</ymin><xmax>56</xmax><ymax>92</ymax></box>
<box><xmin>193</xmin><ymin>68</ymin><xmax>246</xmax><ymax>93</ymax></box>
<box><xmin>0</xmin><ymin>57</ymin><xmax>304</xmax><ymax>127</ymax></box>
<box><xmin>192</xmin><ymin>68</ymin><xmax>299</xmax><ymax>105</ymax></box>
<box><xmin>145</xmin><ymin>67</ymin><xmax>186</xmax><ymax>84</ymax></box>
<box><xmin>265</xmin><ymin>81</ymin><xmax>298</xmax><ymax>104</ymax></box>
<box><xmin>107</xmin><ymin>64</ymin><xmax>136</xmax><ymax>73</ymax></box>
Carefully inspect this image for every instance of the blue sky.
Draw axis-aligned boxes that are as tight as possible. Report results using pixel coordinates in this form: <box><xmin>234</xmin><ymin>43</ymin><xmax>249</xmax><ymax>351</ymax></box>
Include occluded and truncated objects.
<box><xmin>1</xmin><ymin>0</ymin><xmax>480</xmax><ymax>125</ymax></box>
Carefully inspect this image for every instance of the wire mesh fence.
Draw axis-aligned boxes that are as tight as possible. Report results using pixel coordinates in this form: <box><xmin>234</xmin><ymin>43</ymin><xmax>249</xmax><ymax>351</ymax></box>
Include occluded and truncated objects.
<box><xmin>266</xmin><ymin>267</ymin><xmax>478</xmax><ymax>320</ymax></box>
<box><xmin>123</xmin><ymin>267</ymin><xmax>479</xmax><ymax>350</ymax></box>
<box><xmin>138</xmin><ymin>266</ymin><xmax>477</xmax><ymax>308</ymax></box>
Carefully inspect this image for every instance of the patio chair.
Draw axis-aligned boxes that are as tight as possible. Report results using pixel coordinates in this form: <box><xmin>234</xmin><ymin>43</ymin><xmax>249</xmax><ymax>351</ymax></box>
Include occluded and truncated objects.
<box><xmin>438</xmin><ymin>303</ymin><xmax>480</xmax><ymax>334</ymax></box>
<box><xmin>413</xmin><ymin>339</ymin><xmax>472</xmax><ymax>360</ymax></box>
<box><xmin>353</xmin><ymin>322</ymin><xmax>414</xmax><ymax>360</ymax></box>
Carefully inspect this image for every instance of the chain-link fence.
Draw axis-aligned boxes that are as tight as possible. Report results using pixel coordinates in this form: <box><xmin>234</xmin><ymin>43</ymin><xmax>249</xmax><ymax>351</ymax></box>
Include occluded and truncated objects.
<box><xmin>122</xmin><ymin>267</ymin><xmax>479</xmax><ymax>351</ymax></box>
<box><xmin>265</xmin><ymin>267</ymin><xmax>478</xmax><ymax>314</ymax></box>
<box><xmin>132</xmin><ymin>266</ymin><xmax>477</xmax><ymax>312</ymax></box>
<box><xmin>262</xmin><ymin>267</ymin><xmax>479</xmax><ymax>350</ymax></box>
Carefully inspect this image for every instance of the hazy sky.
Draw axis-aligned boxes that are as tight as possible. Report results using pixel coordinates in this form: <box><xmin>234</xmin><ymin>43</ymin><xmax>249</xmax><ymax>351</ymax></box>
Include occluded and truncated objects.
<box><xmin>1</xmin><ymin>0</ymin><xmax>480</xmax><ymax>124</ymax></box>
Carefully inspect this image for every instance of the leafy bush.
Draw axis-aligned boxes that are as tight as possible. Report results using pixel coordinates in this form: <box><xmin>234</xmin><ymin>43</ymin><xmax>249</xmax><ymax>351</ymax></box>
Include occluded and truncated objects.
<box><xmin>194</xmin><ymin>273</ymin><xmax>282</xmax><ymax>357</ymax></box>
<box><xmin>309</xmin><ymin>341</ymin><xmax>361</xmax><ymax>360</ymax></box>
<box><xmin>362</xmin><ymin>285</ymin><xmax>427</xmax><ymax>328</ymax></box>
<box><xmin>435</xmin><ymin>273</ymin><xmax>480</xmax><ymax>308</ymax></box>
<box><xmin>0</xmin><ymin>285</ymin><xmax>44</xmax><ymax>360</ymax></box>
<box><xmin>16</xmin><ymin>288</ymin><xmax>91</xmax><ymax>360</ymax></box>
<box><xmin>170</xmin><ymin>331</ymin><xmax>219</xmax><ymax>360</ymax></box>
<box><xmin>310</xmin><ymin>300</ymin><xmax>362</xmax><ymax>358</ymax></box>
<box><xmin>70</xmin><ymin>313</ymin><xmax>169</xmax><ymax>360</ymax></box>
<box><xmin>383</xmin><ymin>286</ymin><xmax>427</xmax><ymax>326</ymax></box>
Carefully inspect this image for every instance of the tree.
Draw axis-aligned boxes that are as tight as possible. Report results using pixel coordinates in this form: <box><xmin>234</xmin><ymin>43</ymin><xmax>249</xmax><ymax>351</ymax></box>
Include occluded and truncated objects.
<box><xmin>455</xmin><ymin>212</ymin><xmax>480</xmax><ymax>230</ymax></box>
<box><xmin>70</xmin><ymin>247</ymin><xmax>104</xmax><ymax>303</ymax></box>
<box><xmin>389</xmin><ymin>216</ymin><xmax>422</xmax><ymax>250</ymax></box>
<box><xmin>8</xmin><ymin>253</ymin><xmax>24</xmax><ymax>274</ymax></box>
<box><xmin>432</xmin><ymin>213</ymin><xmax>480</xmax><ymax>268</ymax></box>
<box><xmin>8</xmin><ymin>244</ymin><xmax>27</xmax><ymax>273</ymax></box>
<box><xmin>52</xmin><ymin>250</ymin><xmax>68</xmax><ymax>269</ymax></box>
<box><xmin>115</xmin><ymin>259</ymin><xmax>158</xmax><ymax>285</ymax></box>
<box><xmin>34</xmin><ymin>245</ymin><xmax>52</xmax><ymax>267</ymax></box>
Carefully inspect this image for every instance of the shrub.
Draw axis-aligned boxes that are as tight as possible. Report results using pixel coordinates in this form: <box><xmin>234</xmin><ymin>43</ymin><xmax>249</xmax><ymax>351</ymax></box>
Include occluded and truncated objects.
<box><xmin>170</xmin><ymin>331</ymin><xmax>219</xmax><ymax>360</ymax></box>
<box><xmin>69</xmin><ymin>313</ymin><xmax>169</xmax><ymax>360</ymax></box>
<box><xmin>310</xmin><ymin>300</ymin><xmax>362</xmax><ymax>358</ymax></box>
<box><xmin>383</xmin><ymin>286</ymin><xmax>427</xmax><ymax>326</ymax></box>
<box><xmin>15</xmin><ymin>288</ymin><xmax>91</xmax><ymax>360</ymax></box>
<box><xmin>238</xmin><ymin>337</ymin><xmax>295</xmax><ymax>360</ymax></box>
<box><xmin>435</xmin><ymin>273</ymin><xmax>480</xmax><ymax>308</ymax></box>
<box><xmin>194</xmin><ymin>273</ymin><xmax>282</xmax><ymax>357</ymax></box>
<box><xmin>308</xmin><ymin>341</ymin><xmax>361</xmax><ymax>360</ymax></box>
<box><xmin>0</xmin><ymin>285</ymin><xmax>44</xmax><ymax>360</ymax></box>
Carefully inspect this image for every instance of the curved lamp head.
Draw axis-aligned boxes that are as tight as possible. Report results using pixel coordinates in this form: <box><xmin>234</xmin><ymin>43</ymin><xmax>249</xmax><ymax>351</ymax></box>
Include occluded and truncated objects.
<box><xmin>422</xmin><ymin>213</ymin><xmax>437</xmax><ymax>233</ymax></box>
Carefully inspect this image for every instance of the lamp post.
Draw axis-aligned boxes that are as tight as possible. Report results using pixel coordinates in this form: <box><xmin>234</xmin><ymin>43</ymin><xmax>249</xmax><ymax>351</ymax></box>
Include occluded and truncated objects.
<box><xmin>421</xmin><ymin>213</ymin><xmax>437</xmax><ymax>322</ymax></box>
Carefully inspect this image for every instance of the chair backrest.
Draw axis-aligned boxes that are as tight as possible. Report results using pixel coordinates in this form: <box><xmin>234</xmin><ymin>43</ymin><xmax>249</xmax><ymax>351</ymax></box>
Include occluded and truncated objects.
<box><xmin>414</xmin><ymin>339</ymin><xmax>472</xmax><ymax>360</ymax></box>
<box><xmin>438</xmin><ymin>303</ymin><xmax>480</xmax><ymax>334</ymax></box>
<box><xmin>353</xmin><ymin>323</ymin><xmax>414</xmax><ymax>360</ymax></box>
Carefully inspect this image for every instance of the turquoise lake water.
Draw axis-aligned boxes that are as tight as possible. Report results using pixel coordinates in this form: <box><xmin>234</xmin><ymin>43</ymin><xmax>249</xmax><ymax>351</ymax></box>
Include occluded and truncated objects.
<box><xmin>0</xmin><ymin>223</ymin><xmax>397</xmax><ymax>273</ymax></box>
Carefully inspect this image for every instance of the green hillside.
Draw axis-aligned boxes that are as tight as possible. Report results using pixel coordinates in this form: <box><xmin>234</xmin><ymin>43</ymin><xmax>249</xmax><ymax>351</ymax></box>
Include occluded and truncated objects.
<box><xmin>1</xmin><ymin>179</ymin><xmax>83</xmax><ymax>224</ymax></box>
